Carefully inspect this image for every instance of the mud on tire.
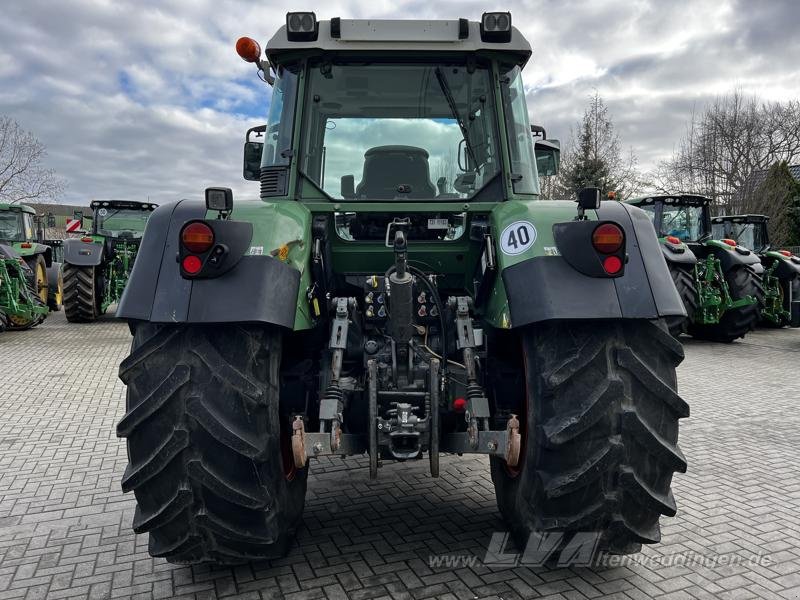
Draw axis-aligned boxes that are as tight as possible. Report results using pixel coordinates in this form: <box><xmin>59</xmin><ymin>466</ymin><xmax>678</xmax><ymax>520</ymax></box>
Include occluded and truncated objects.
<box><xmin>490</xmin><ymin>319</ymin><xmax>688</xmax><ymax>559</ymax></box>
<box><xmin>117</xmin><ymin>324</ymin><xmax>308</xmax><ymax>564</ymax></box>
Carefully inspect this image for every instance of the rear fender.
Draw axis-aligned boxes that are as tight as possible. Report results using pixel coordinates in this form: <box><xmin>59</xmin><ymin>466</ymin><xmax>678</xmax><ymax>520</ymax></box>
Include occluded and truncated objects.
<box><xmin>764</xmin><ymin>251</ymin><xmax>800</xmax><ymax>280</ymax></box>
<box><xmin>486</xmin><ymin>200</ymin><xmax>684</xmax><ymax>329</ymax></box>
<box><xmin>117</xmin><ymin>200</ymin><xmax>313</xmax><ymax>330</ymax></box>
<box><xmin>63</xmin><ymin>238</ymin><xmax>104</xmax><ymax>267</ymax></box>
<box><xmin>705</xmin><ymin>240</ymin><xmax>761</xmax><ymax>273</ymax></box>
<box><xmin>659</xmin><ymin>240</ymin><xmax>698</xmax><ymax>266</ymax></box>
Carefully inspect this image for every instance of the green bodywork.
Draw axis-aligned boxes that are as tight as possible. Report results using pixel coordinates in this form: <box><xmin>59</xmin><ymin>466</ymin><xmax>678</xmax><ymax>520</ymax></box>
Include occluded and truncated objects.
<box><xmin>0</xmin><ymin>203</ymin><xmax>50</xmax><ymax>261</ymax></box>
<box><xmin>87</xmin><ymin>203</ymin><xmax>154</xmax><ymax>311</ymax></box>
<box><xmin>0</xmin><ymin>252</ymin><xmax>49</xmax><ymax>328</ymax></box>
<box><xmin>232</xmin><ymin>48</ymin><xmax>585</xmax><ymax>332</ymax></box>
<box><xmin>628</xmin><ymin>196</ymin><xmax>756</xmax><ymax>327</ymax></box>
<box><xmin>230</xmin><ymin>198</ymin><xmax>589</xmax><ymax>332</ymax></box>
<box><xmin>711</xmin><ymin>216</ymin><xmax>797</xmax><ymax>326</ymax></box>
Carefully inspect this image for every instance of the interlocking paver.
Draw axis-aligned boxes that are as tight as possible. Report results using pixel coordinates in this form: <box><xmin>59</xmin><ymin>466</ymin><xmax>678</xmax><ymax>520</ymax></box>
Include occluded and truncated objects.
<box><xmin>2</xmin><ymin>312</ymin><xmax>800</xmax><ymax>599</ymax></box>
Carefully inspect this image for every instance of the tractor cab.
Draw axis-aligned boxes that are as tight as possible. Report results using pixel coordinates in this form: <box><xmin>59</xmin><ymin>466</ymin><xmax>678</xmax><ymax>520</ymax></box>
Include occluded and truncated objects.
<box><xmin>628</xmin><ymin>194</ymin><xmax>712</xmax><ymax>247</ymax></box>
<box><xmin>0</xmin><ymin>203</ymin><xmax>37</xmax><ymax>245</ymax></box>
<box><xmin>713</xmin><ymin>214</ymin><xmax>800</xmax><ymax>327</ymax></box>
<box><xmin>711</xmin><ymin>215</ymin><xmax>770</xmax><ymax>254</ymax></box>
<box><xmin>90</xmin><ymin>200</ymin><xmax>156</xmax><ymax>241</ymax></box>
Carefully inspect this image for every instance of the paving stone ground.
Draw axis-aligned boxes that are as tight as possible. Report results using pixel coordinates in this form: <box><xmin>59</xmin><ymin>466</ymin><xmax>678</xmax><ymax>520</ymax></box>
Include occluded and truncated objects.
<box><xmin>1</xmin><ymin>310</ymin><xmax>800</xmax><ymax>600</ymax></box>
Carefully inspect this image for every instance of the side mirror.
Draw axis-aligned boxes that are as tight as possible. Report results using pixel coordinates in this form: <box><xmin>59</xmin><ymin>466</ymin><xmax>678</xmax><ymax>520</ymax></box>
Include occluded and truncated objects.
<box><xmin>243</xmin><ymin>141</ymin><xmax>263</xmax><ymax>181</ymax></box>
<box><xmin>47</xmin><ymin>213</ymin><xmax>56</xmax><ymax>228</ymax></box>
<box><xmin>534</xmin><ymin>139</ymin><xmax>560</xmax><ymax>176</ymax></box>
<box><xmin>205</xmin><ymin>187</ymin><xmax>233</xmax><ymax>214</ymax></box>
<box><xmin>576</xmin><ymin>187</ymin><xmax>601</xmax><ymax>210</ymax></box>
<box><xmin>341</xmin><ymin>175</ymin><xmax>355</xmax><ymax>199</ymax></box>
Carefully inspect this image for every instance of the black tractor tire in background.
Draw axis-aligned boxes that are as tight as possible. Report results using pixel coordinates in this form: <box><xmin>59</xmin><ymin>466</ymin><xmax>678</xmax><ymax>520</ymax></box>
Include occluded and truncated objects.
<box><xmin>791</xmin><ymin>278</ymin><xmax>800</xmax><ymax>328</ymax></box>
<box><xmin>47</xmin><ymin>264</ymin><xmax>64</xmax><ymax>311</ymax></box>
<box><xmin>665</xmin><ymin>264</ymin><xmax>697</xmax><ymax>338</ymax></box>
<box><xmin>117</xmin><ymin>324</ymin><xmax>308</xmax><ymax>564</ymax></box>
<box><xmin>62</xmin><ymin>263</ymin><xmax>100</xmax><ymax>322</ymax></box>
<box><xmin>691</xmin><ymin>265</ymin><xmax>762</xmax><ymax>343</ymax></box>
<box><xmin>490</xmin><ymin>319</ymin><xmax>688</xmax><ymax>560</ymax></box>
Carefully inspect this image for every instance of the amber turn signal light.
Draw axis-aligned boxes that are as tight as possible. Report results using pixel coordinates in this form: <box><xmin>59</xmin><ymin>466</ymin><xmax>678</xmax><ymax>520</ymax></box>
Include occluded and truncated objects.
<box><xmin>236</xmin><ymin>37</ymin><xmax>261</xmax><ymax>63</ymax></box>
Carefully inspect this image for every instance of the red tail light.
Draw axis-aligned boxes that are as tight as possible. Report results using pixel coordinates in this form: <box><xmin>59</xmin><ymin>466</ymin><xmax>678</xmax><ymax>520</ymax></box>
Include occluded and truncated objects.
<box><xmin>603</xmin><ymin>255</ymin><xmax>623</xmax><ymax>275</ymax></box>
<box><xmin>666</xmin><ymin>235</ymin><xmax>681</xmax><ymax>245</ymax></box>
<box><xmin>182</xmin><ymin>255</ymin><xmax>203</xmax><ymax>275</ymax></box>
<box><xmin>721</xmin><ymin>238</ymin><xmax>737</xmax><ymax>247</ymax></box>
<box><xmin>779</xmin><ymin>249</ymin><xmax>792</xmax><ymax>257</ymax></box>
<box><xmin>452</xmin><ymin>397</ymin><xmax>467</xmax><ymax>412</ymax></box>
<box><xmin>81</xmin><ymin>236</ymin><xmax>93</xmax><ymax>243</ymax></box>
<box><xmin>181</xmin><ymin>222</ymin><xmax>214</xmax><ymax>253</ymax></box>
<box><xmin>20</xmin><ymin>242</ymin><xmax>32</xmax><ymax>248</ymax></box>
<box><xmin>592</xmin><ymin>223</ymin><xmax>624</xmax><ymax>254</ymax></box>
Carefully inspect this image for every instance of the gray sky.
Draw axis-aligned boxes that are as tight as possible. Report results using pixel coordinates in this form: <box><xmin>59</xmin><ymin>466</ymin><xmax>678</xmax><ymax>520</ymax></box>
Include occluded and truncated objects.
<box><xmin>1</xmin><ymin>0</ymin><xmax>798</xmax><ymax>205</ymax></box>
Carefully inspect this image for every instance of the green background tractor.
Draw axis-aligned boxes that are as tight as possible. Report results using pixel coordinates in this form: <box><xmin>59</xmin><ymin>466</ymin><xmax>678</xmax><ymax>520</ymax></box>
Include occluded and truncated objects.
<box><xmin>62</xmin><ymin>200</ymin><xmax>156</xmax><ymax>322</ymax></box>
<box><xmin>712</xmin><ymin>214</ymin><xmax>800</xmax><ymax>327</ymax></box>
<box><xmin>115</xmin><ymin>14</ymin><xmax>689</xmax><ymax>565</ymax></box>
<box><xmin>0</xmin><ymin>243</ymin><xmax>50</xmax><ymax>330</ymax></box>
<box><xmin>0</xmin><ymin>202</ymin><xmax>62</xmax><ymax>322</ymax></box>
<box><xmin>627</xmin><ymin>195</ymin><xmax>762</xmax><ymax>341</ymax></box>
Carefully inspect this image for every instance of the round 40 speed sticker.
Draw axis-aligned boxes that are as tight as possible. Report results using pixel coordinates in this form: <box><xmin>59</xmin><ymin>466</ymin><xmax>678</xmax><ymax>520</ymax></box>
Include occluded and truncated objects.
<box><xmin>500</xmin><ymin>220</ymin><xmax>537</xmax><ymax>255</ymax></box>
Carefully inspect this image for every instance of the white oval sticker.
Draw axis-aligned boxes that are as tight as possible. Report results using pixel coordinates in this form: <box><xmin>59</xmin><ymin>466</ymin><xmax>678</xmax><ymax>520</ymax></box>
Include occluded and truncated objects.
<box><xmin>500</xmin><ymin>220</ymin><xmax>537</xmax><ymax>255</ymax></box>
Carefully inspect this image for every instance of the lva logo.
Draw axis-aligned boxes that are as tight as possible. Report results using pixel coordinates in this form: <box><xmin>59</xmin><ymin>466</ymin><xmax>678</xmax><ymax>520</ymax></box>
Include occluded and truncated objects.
<box><xmin>483</xmin><ymin>531</ymin><xmax>601</xmax><ymax>567</ymax></box>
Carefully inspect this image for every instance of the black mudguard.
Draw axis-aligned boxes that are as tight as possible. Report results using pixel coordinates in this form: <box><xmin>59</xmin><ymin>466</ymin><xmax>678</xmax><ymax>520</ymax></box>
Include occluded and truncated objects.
<box><xmin>63</xmin><ymin>238</ymin><xmax>104</xmax><ymax>267</ymax></box>
<box><xmin>0</xmin><ymin>243</ymin><xmax>21</xmax><ymax>261</ymax></box>
<box><xmin>503</xmin><ymin>202</ymin><xmax>685</xmax><ymax>326</ymax></box>
<box><xmin>116</xmin><ymin>200</ymin><xmax>300</xmax><ymax>329</ymax></box>
<box><xmin>26</xmin><ymin>244</ymin><xmax>53</xmax><ymax>267</ymax></box>
<box><xmin>706</xmin><ymin>245</ymin><xmax>761</xmax><ymax>273</ymax></box>
<box><xmin>774</xmin><ymin>257</ymin><xmax>800</xmax><ymax>281</ymax></box>
<box><xmin>660</xmin><ymin>243</ymin><xmax>698</xmax><ymax>267</ymax></box>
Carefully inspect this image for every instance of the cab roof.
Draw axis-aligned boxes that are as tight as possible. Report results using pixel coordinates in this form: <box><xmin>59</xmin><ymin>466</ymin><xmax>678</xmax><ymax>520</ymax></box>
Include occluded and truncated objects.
<box><xmin>0</xmin><ymin>203</ymin><xmax>36</xmax><ymax>215</ymax></box>
<box><xmin>265</xmin><ymin>18</ymin><xmax>532</xmax><ymax>67</ymax></box>
<box><xmin>627</xmin><ymin>194</ymin><xmax>712</xmax><ymax>207</ymax></box>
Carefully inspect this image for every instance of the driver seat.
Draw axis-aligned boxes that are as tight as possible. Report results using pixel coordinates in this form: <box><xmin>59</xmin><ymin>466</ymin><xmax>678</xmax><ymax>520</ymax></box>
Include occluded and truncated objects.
<box><xmin>355</xmin><ymin>146</ymin><xmax>436</xmax><ymax>200</ymax></box>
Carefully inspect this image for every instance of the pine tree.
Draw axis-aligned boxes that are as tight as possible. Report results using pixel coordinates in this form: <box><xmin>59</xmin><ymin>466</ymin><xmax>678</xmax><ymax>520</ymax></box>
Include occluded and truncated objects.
<box><xmin>543</xmin><ymin>92</ymin><xmax>638</xmax><ymax>200</ymax></box>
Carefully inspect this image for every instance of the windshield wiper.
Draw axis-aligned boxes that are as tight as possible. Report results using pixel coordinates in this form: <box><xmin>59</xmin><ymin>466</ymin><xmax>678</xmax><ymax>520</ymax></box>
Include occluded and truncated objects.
<box><xmin>434</xmin><ymin>67</ymin><xmax>478</xmax><ymax>168</ymax></box>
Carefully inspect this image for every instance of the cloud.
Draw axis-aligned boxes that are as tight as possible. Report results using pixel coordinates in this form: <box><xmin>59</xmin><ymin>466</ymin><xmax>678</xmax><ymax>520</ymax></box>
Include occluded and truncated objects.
<box><xmin>0</xmin><ymin>0</ymin><xmax>797</xmax><ymax>204</ymax></box>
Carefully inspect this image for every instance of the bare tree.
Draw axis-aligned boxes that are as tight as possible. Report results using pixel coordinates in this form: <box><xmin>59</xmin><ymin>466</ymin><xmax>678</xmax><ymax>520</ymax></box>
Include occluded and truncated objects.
<box><xmin>652</xmin><ymin>91</ymin><xmax>800</xmax><ymax>212</ymax></box>
<box><xmin>0</xmin><ymin>116</ymin><xmax>65</xmax><ymax>204</ymax></box>
<box><xmin>541</xmin><ymin>91</ymin><xmax>640</xmax><ymax>200</ymax></box>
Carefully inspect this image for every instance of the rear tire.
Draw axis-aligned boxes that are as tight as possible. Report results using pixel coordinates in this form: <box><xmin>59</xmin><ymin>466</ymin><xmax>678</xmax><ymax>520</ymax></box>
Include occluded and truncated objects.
<box><xmin>490</xmin><ymin>319</ymin><xmax>688</xmax><ymax>560</ymax></box>
<box><xmin>665</xmin><ymin>264</ymin><xmax>697</xmax><ymax>338</ymax></box>
<box><xmin>691</xmin><ymin>266</ymin><xmax>762</xmax><ymax>342</ymax></box>
<box><xmin>47</xmin><ymin>264</ymin><xmax>64</xmax><ymax>311</ymax></box>
<box><xmin>117</xmin><ymin>324</ymin><xmax>308</xmax><ymax>564</ymax></box>
<box><xmin>23</xmin><ymin>254</ymin><xmax>49</xmax><ymax>306</ymax></box>
<box><xmin>63</xmin><ymin>263</ymin><xmax>99</xmax><ymax>322</ymax></box>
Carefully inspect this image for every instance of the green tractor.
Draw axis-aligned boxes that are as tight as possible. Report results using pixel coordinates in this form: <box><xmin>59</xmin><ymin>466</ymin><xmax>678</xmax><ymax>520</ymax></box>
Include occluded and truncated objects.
<box><xmin>0</xmin><ymin>245</ymin><xmax>50</xmax><ymax>331</ymax></box>
<box><xmin>116</xmin><ymin>14</ymin><xmax>689</xmax><ymax>565</ymax></box>
<box><xmin>0</xmin><ymin>203</ymin><xmax>61</xmax><ymax>329</ymax></box>
<box><xmin>627</xmin><ymin>195</ymin><xmax>762</xmax><ymax>341</ymax></box>
<box><xmin>62</xmin><ymin>200</ymin><xmax>156</xmax><ymax>322</ymax></box>
<box><xmin>712</xmin><ymin>214</ymin><xmax>800</xmax><ymax>327</ymax></box>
